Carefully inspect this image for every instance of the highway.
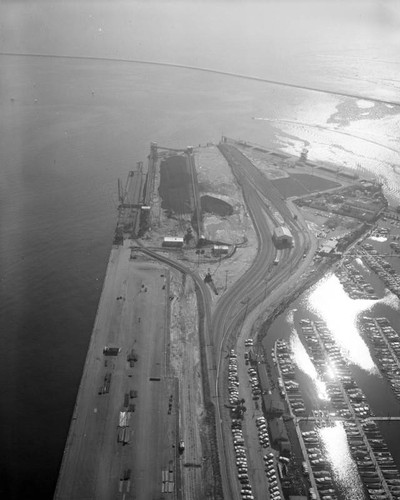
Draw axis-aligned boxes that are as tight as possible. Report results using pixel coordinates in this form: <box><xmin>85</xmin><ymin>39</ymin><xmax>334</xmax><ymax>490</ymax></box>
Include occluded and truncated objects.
<box><xmin>212</xmin><ymin>144</ymin><xmax>314</xmax><ymax>499</ymax></box>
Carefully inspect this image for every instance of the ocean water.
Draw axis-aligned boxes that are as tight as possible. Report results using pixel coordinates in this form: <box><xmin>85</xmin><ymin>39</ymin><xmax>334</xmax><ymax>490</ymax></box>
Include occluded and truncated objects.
<box><xmin>1</xmin><ymin>1</ymin><xmax>400</xmax><ymax>498</ymax></box>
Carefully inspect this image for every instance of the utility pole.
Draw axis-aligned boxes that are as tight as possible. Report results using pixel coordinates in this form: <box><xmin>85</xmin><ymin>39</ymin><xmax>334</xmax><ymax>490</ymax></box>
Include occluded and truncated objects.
<box><xmin>118</xmin><ymin>178</ymin><xmax>122</xmax><ymax>204</ymax></box>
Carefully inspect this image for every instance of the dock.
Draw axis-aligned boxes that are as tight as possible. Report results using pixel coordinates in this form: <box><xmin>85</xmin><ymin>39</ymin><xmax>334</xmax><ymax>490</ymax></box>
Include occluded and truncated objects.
<box><xmin>275</xmin><ymin>318</ymin><xmax>400</xmax><ymax>500</ymax></box>
<box><xmin>54</xmin><ymin>149</ymin><xmax>182</xmax><ymax>499</ymax></box>
<box><xmin>274</xmin><ymin>340</ymin><xmax>321</xmax><ymax>499</ymax></box>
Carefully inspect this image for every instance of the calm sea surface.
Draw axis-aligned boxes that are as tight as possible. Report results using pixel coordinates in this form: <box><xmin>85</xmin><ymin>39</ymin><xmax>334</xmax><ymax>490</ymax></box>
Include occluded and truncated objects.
<box><xmin>1</xmin><ymin>2</ymin><xmax>400</xmax><ymax>497</ymax></box>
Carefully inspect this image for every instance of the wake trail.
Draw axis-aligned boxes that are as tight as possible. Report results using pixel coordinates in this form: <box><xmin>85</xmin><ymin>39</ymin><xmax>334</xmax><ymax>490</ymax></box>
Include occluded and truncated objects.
<box><xmin>2</xmin><ymin>51</ymin><xmax>400</xmax><ymax>108</ymax></box>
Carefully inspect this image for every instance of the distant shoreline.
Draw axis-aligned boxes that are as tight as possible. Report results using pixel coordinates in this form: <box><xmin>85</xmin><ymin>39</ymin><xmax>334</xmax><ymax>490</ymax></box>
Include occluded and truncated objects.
<box><xmin>2</xmin><ymin>51</ymin><xmax>400</xmax><ymax>108</ymax></box>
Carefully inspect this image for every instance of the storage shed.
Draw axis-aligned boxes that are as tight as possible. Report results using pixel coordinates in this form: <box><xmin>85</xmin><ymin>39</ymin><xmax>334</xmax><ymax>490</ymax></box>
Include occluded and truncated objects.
<box><xmin>212</xmin><ymin>245</ymin><xmax>229</xmax><ymax>257</ymax></box>
<box><xmin>273</xmin><ymin>226</ymin><xmax>293</xmax><ymax>248</ymax></box>
<box><xmin>318</xmin><ymin>239</ymin><xmax>338</xmax><ymax>255</ymax></box>
<box><xmin>269</xmin><ymin>417</ymin><xmax>291</xmax><ymax>454</ymax></box>
<box><xmin>162</xmin><ymin>237</ymin><xmax>184</xmax><ymax>248</ymax></box>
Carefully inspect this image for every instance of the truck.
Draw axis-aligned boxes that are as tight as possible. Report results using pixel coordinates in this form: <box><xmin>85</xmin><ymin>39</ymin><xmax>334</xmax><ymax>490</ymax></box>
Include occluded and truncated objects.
<box><xmin>274</xmin><ymin>249</ymin><xmax>282</xmax><ymax>265</ymax></box>
<box><xmin>178</xmin><ymin>440</ymin><xmax>185</xmax><ymax>454</ymax></box>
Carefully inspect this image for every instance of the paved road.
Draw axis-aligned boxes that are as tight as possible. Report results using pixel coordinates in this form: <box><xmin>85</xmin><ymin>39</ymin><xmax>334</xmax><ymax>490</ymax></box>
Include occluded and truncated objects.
<box><xmin>212</xmin><ymin>144</ymin><xmax>313</xmax><ymax>499</ymax></box>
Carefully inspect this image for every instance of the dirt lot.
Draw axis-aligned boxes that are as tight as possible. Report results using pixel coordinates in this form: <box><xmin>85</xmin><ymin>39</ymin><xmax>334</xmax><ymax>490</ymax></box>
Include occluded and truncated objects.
<box><xmin>169</xmin><ymin>271</ymin><xmax>210</xmax><ymax>499</ymax></box>
<box><xmin>142</xmin><ymin>145</ymin><xmax>258</xmax><ymax>308</ymax></box>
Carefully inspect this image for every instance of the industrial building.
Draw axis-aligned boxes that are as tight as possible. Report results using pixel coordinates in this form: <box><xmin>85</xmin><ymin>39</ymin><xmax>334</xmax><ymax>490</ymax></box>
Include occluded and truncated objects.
<box><xmin>318</xmin><ymin>239</ymin><xmax>338</xmax><ymax>256</ymax></box>
<box><xmin>269</xmin><ymin>417</ymin><xmax>291</xmax><ymax>454</ymax></box>
<box><xmin>162</xmin><ymin>236</ymin><xmax>184</xmax><ymax>248</ymax></box>
<box><xmin>273</xmin><ymin>226</ymin><xmax>293</xmax><ymax>248</ymax></box>
<box><xmin>212</xmin><ymin>245</ymin><xmax>229</xmax><ymax>257</ymax></box>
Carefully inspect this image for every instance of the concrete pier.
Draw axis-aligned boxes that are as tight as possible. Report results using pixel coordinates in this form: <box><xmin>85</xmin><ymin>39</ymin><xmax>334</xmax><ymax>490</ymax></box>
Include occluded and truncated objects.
<box><xmin>54</xmin><ymin>241</ymin><xmax>179</xmax><ymax>500</ymax></box>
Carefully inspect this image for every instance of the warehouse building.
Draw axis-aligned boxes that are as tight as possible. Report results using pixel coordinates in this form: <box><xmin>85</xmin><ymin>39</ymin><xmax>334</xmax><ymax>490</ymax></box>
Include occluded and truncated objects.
<box><xmin>269</xmin><ymin>417</ymin><xmax>291</xmax><ymax>455</ymax></box>
<box><xmin>212</xmin><ymin>245</ymin><xmax>229</xmax><ymax>257</ymax></box>
<box><xmin>318</xmin><ymin>239</ymin><xmax>338</xmax><ymax>256</ymax></box>
<box><xmin>273</xmin><ymin>226</ymin><xmax>293</xmax><ymax>248</ymax></box>
<box><xmin>162</xmin><ymin>236</ymin><xmax>184</xmax><ymax>248</ymax></box>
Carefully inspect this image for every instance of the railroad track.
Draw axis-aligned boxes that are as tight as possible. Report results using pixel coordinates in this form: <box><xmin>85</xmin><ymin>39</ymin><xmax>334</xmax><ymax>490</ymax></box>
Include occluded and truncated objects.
<box><xmin>212</xmin><ymin>144</ymin><xmax>313</xmax><ymax>499</ymax></box>
<box><xmin>135</xmin><ymin>247</ymin><xmax>217</xmax><ymax>499</ymax></box>
<box><xmin>138</xmin><ymin>143</ymin><xmax>315</xmax><ymax>499</ymax></box>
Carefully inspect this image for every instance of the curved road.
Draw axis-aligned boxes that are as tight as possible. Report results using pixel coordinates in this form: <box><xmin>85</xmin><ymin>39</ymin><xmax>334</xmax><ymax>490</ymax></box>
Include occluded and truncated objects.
<box><xmin>139</xmin><ymin>143</ymin><xmax>316</xmax><ymax>499</ymax></box>
<box><xmin>212</xmin><ymin>144</ymin><xmax>313</xmax><ymax>499</ymax></box>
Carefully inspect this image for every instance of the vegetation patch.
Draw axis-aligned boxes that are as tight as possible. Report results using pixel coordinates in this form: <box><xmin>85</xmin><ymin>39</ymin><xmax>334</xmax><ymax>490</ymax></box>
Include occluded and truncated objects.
<box><xmin>272</xmin><ymin>173</ymin><xmax>340</xmax><ymax>198</ymax></box>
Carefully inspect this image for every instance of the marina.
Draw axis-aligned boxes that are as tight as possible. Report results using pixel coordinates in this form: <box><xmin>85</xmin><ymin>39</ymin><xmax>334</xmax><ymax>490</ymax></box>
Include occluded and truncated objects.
<box><xmin>336</xmin><ymin>260</ymin><xmax>379</xmax><ymax>300</ymax></box>
<box><xmin>360</xmin><ymin>247</ymin><xmax>400</xmax><ymax>298</ymax></box>
<box><xmin>273</xmin><ymin>317</ymin><xmax>400</xmax><ymax>500</ymax></box>
<box><xmin>361</xmin><ymin>317</ymin><xmax>400</xmax><ymax>400</ymax></box>
<box><xmin>258</xmin><ymin>217</ymin><xmax>400</xmax><ymax>500</ymax></box>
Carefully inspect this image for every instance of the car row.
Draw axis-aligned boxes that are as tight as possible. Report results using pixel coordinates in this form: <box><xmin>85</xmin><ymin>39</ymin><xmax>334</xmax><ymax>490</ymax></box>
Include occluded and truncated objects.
<box><xmin>256</xmin><ymin>415</ymin><xmax>270</xmax><ymax>449</ymax></box>
<box><xmin>275</xmin><ymin>340</ymin><xmax>306</xmax><ymax>415</ymax></box>
<box><xmin>229</xmin><ymin>350</ymin><xmax>254</xmax><ymax>500</ymax></box>
<box><xmin>232</xmin><ymin>419</ymin><xmax>254</xmax><ymax>499</ymax></box>
<box><xmin>263</xmin><ymin>453</ymin><xmax>282</xmax><ymax>500</ymax></box>
<box><xmin>228</xmin><ymin>350</ymin><xmax>240</xmax><ymax>405</ymax></box>
<box><xmin>247</xmin><ymin>366</ymin><xmax>261</xmax><ymax>401</ymax></box>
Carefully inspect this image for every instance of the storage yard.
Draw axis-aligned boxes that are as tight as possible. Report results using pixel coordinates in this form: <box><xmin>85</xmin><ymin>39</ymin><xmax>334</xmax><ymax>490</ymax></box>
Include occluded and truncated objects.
<box><xmin>55</xmin><ymin>138</ymin><xmax>400</xmax><ymax>500</ymax></box>
<box><xmin>54</xmin><ymin>245</ymin><xmax>179</xmax><ymax>500</ymax></box>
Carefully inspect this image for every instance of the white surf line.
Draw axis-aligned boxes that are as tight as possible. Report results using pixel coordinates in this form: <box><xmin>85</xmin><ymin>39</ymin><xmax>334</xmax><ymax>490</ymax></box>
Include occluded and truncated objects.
<box><xmin>253</xmin><ymin>117</ymin><xmax>400</xmax><ymax>156</ymax></box>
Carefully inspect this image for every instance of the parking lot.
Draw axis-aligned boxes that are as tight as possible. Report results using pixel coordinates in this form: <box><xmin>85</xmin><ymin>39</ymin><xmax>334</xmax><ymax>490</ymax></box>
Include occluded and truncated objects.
<box><xmin>226</xmin><ymin>338</ymin><xmax>285</xmax><ymax>500</ymax></box>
